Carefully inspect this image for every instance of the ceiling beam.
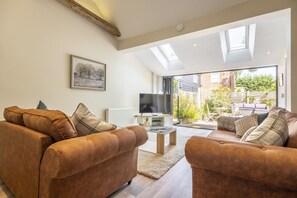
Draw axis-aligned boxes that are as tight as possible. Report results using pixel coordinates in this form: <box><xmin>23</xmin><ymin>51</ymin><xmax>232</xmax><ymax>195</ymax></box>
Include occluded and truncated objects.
<box><xmin>57</xmin><ymin>0</ymin><xmax>121</xmax><ymax>37</ymax></box>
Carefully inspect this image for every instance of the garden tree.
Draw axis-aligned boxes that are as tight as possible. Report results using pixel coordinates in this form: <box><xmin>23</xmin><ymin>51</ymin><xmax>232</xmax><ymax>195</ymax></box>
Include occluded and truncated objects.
<box><xmin>98</xmin><ymin>69</ymin><xmax>105</xmax><ymax>80</ymax></box>
<box><xmin>236</xmin><ymin>75</ymin><xmax>276</xmax><ymax>107</ymax></box>
<box><xmin>236</xmin><ymin>75</ymin><xmax>276</xmax><ymax>91</ymax></box>
<box><xmin>75</xmin><ymin>63</ymin><xmax>87</xmax><ymax>77</ymax></box>
<box><xmin>75</xmin><ymin>63</ymin><xmax>104</xmax><ymax>80</ymax></box>
<box><xmin>200</xmin><ymin>86</ymin><xmax>232</xmax><ymax>117</ymax></box>
<box><xmin>173</xmin><ymin>79</ymin><xmax>179</xmax><ymax>94</ymax></box>
<box><xmin>75</xmin><ymin>63</ymin><xmax>94</xmax><ymax>79</ymax></box>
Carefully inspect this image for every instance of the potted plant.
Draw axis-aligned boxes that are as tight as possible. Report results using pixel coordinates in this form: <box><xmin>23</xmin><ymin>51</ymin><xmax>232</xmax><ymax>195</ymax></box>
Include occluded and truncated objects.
<box><xmin>174</xmin><ymin>92</ymin><xmax>199</xmax><ymax>124</ymax></box>
<box><xmin>143</xmin><ymin>117</ymin><xmax>150</xmax><ymax>127</ymax></box>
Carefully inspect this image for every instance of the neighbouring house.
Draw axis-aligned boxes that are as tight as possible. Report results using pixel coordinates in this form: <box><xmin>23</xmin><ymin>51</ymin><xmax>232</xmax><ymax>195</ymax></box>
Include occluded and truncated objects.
<box><xmin>200</xmin><ymin>71</ymin><xmax>237</xmax><ymax>105</ymax></box>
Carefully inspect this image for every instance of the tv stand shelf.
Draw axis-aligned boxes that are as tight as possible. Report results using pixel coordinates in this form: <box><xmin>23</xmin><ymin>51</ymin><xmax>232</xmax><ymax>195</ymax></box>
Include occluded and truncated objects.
<box><xmin>136</xmin><ymin>115</ymin><xmax>173</xmax><ymax>128</ymax></box>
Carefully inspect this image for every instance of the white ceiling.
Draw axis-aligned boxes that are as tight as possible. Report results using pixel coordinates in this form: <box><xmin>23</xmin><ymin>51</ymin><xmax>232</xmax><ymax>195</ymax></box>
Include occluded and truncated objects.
<box><xmin>76</xmin><ymin>0</ymin><xmax>290</xmax><ymax>76</ymax></box>
<box><xmin>132</xmin><ymin>10</ymin><xmax>289</xmax><ymax>76</ymax></box>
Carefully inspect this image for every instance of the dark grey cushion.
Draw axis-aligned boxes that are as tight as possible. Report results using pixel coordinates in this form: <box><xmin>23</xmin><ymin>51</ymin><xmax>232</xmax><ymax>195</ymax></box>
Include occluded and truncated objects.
<box><xmin>217</xmin><ymin>116</ymin><xmax>241</xmax><ymax>132</ymax></box>
<box><xmin>37</xmin><ymin>100</ymin><xmax>47</xmax><ymax>110</ymax></box>
<box><xmin>256</xmin><ymin>112</ymin><xmax>269</xmax><ymax>124</ymax></box>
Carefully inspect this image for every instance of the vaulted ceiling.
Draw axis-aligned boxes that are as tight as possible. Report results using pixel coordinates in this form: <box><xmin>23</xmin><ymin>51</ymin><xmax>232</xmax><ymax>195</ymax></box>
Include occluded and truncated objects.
<box><xmin>62</xmin><ymin>0</ymin><xmax>290</xmax><ymax>76</ymax></box>
<box><xmin>75</xmin><ymin>0</ymin><xmax>249</xmax><ymax>39</ymax></box>
<box><xmin>132</xmin><ymin>10</ymin><xmax>289</xmax><ymax>76</ymax></box>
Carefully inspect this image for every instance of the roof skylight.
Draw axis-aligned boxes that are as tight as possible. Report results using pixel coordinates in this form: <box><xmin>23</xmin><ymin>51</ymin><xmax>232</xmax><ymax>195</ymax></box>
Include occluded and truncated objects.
<box><xmin>159</xmin><ymin>44</ymin><xmax>179</xmax><ymax>62</ymax></box>
<box><xmin>227</xmin><ymin>26</ymin><xmax>247</xmax><ymax>51</ymax></box>
<box><xmin>150</xmin><ymin>43</ymin><xmax>183</xmax><ymax>71</ymax></box>
<box><xmin>219</xmin><ymin>24</ymin><xmax>256</xmax><ymax>63</ymax></box>
<box><xmin>150</xmin><ymin>47</ymin><xmax>168</xmax><ymax>70</ymax></box>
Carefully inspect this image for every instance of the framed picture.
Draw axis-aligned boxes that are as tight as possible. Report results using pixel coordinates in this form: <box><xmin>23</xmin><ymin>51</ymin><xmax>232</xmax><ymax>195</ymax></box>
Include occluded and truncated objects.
<box><xmin>71</xmin><ymin>55</ymin><xmax>106</xmax><ymax>91</ymax></box>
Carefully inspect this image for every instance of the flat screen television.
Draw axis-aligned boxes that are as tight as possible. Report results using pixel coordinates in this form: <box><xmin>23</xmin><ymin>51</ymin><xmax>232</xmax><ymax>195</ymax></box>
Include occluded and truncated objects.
<box><xmin>139</xmin><ymin>93</ymin><xmax>171</xmax><ymax>114</ymax></box>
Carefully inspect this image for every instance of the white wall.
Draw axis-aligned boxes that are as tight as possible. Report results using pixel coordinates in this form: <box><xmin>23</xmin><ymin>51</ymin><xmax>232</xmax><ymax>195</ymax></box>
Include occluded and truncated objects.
<box><xmin>278</xmin><ymin>9</ymin><xmax>291</xmax><ymax>109</ymax></box>
<box><xmin>278</xmin><ymin>52</ymin><xmax>287</xmax><ymax>108</ymax></box>
<box><xmin>151</xmin><ymin>73</ymin><xmax>163</xmax><ymax>94</ymax></box>
<box><xmin>0</xmin><ymin>0</ymin><xmax>152</xmax><ymax>119</ymax></box>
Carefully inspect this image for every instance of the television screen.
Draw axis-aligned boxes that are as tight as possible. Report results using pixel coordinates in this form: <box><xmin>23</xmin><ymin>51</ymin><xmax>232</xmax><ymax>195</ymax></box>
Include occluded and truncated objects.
<box><xmin>139</xmin><ymin>93</ymin><xmax>171</xmax><ymax>114</ymax></box>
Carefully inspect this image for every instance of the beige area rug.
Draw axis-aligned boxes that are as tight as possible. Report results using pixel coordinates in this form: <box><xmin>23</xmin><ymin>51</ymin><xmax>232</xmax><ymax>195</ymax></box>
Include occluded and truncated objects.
<box><xmin>137</xmin><ymin>146</ymin><xmax>185</xmax><ymax>180</ymax></box>
<box><xmin>137</xmin><ymin>127</ymin><xmax>212</xmax><ymax>180</ymax></box>
<box><xmin>0</xmin><ymin>179</ymin><xmax>14</xmax><ymax>198</ymax></box>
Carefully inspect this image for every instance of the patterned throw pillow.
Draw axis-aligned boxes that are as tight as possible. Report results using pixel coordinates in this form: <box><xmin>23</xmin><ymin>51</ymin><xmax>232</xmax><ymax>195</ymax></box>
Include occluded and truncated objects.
<box><xmin>240</xmin><ymin>109</ymin><xmax>288</xmax><ymax>146</ymax></box>
<box><xmin>268</xmin><ymin>106</ymin><xmax>287</xmax><ymax>116</ymax></box>
<box><xmin>217</xmin><ymin>116</ymin><xmax>241</xmax><ymax>132</ymax></box>
<box><xmin>71</xmin><ymin>103</ymin><xmax>117</xmax><ymax>136</ymax></box>
<box><xmin>240</xmin><ymin>125</ymin><xmax>258</xmax><ymax>141</ymax></box>
<box><xmin>234</xmin><ymin>114</ymin><xmax>258</xmax><ymax>137</ymax></box>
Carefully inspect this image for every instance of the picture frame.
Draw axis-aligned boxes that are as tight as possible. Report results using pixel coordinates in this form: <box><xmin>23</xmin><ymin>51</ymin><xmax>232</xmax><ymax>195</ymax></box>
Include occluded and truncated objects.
<box><xmin>71</xmin><ymin>55</ymin><xmax>106</xmax><ymax>91</ymax></box>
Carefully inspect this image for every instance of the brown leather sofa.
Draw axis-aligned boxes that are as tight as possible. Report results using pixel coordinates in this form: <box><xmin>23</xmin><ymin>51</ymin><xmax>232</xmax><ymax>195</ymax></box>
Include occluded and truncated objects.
<box><xmin>185</xmin><ymin>111</ymin><xmax>297</xmax><ymax>198</ymax></box>
<box><xmin>0</xmin><ymin>108</ymin><xmax>147</xmax><ymax>198</ymax></box>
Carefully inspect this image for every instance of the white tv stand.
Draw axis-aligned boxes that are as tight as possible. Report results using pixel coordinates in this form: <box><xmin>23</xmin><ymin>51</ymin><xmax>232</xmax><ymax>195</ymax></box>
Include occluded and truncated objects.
<box><xmin>136</xmin><ymin>114</ymin><xmax>173</xmax><ymax>129</ymax></box>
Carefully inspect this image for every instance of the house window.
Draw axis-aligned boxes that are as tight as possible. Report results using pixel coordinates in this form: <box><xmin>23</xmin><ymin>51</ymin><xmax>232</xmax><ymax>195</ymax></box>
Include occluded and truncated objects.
<box><xmin>193</xmin><ymin>75</ymin><xmax>198</xmax><ymax>83</ymax></box>
<box><xmin>211</xmin><ymin>73</ymin><xmax>220</xmax><ymax>83</ymax></box>
<box><xmin>226</xmin><ymin>26</ymin><xmax>248</xmax><ymax>51</ymax></box>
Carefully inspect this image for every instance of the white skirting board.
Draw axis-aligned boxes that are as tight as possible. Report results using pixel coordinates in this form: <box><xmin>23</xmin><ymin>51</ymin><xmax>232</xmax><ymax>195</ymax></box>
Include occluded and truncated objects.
<box><xmin>105</xmin><ymin>108</ymin><xmax>137</xmax><ymax>127</ymax></box>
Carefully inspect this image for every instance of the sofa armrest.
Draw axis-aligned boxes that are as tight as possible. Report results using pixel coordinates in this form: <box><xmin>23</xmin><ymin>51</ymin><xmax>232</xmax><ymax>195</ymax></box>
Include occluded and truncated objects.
<box><xmin>0</xmin><ymin>121</ymin><xmax>53</xmax><ymax>198</ymax></box>
<box><xmin>41</xmin><ymin>126</ymin><xmax>147</xmax><ymax>178</ymax></box>
<box><xmin>185</xmin><ymin>136</ymin><xmax>297</xmax><ymax>191</ymax></box>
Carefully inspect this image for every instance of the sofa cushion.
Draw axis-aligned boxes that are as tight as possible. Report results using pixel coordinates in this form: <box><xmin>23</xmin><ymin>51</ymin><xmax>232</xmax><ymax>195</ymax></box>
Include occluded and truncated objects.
<box><xmin>23</xmin><ymin>109</ymin><xmax>78</xmax><ymax>141</ymax></box>
<box><xmin>241</xmin><ymin>109</ymin><xmax>288</xmax><ymax>146</ymax></box>
<box><xmin>208</xmin><ymin>130</ymin><xmax>240</xmax><ymax>142</ymax></box>
<box><xmin>255</xmin><ymin>103</ymin><xmax>267</xmax><ymax>109</ymax></box>
<box><xmin>285</xmin><ymin>112</ymin><xmax>297</xmax><ymax>148</ymax></box>
<box><xmin>240</xmin><ymin>125</ymin><xmax>258</xmax><ymax>141</ymax></box>
<box><xmin>70</xmin><ymin>103</ymin><xmax>117</xmax><ymax>136</ymax></box>
<box><xmin>234</xmin><ymin>114</ymin><xmax>258</xmax><ymax>137</ymax></box>
<box><xmin>233</xmin><ymin>103</ymin><xmax>244</xmax><ymax>108</ymax></box>
<box><xmin>256</xmin><ymin>112</ymin><xmax>269</xmax><ymax>124</ymax></box>
<box><xmin>37</xmin><ymin>100</ymin><xmax>48</xmax><ymax>109</ymax></box>
<box><xmin>3</xmin><ymin>106</ymin><xmax>26</xmax><ymax>125</ymax></box>
<box><xmin>243</xmin><ymin>103</ymin><xmax>256</xmax><ymax>108</ymax></box>
<box><xmin>268</xmin><ymin>106</ymin><xmax>287</xmax><ymax>116</ymax></box>
<box><xmin>217</xmin><ymin>115</ymin><xmax>241</xmax><ymax>132</ymax></box>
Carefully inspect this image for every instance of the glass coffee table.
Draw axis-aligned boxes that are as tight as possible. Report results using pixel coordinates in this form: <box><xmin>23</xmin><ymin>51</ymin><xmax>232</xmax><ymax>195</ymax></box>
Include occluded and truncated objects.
<box><xmin>146</xmin><ymin>127</ymin><xmax>176</xmax><ymax>154</ymax></box>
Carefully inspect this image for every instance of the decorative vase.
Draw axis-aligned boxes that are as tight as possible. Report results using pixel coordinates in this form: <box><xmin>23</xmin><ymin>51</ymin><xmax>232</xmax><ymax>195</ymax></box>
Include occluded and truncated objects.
<box><xmin>143</xmin><ymin>121</ymin><xmax>150</xmax><ymax>127</ymax></box>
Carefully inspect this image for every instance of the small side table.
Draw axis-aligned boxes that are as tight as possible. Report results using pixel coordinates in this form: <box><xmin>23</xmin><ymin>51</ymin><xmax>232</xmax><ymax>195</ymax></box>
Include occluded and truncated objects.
<box><xmin>149</xmin><ymin>128</ymin><xmax>176</xmax><ymax>154</ymax></box>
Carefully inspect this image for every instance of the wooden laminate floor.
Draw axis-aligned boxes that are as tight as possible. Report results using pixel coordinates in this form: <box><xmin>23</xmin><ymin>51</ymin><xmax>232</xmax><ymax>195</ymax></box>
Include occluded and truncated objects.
<box><xmin>109</xmin><ymin>157</ymin><xmax>192</xmax><ymax>198</ymax></box>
